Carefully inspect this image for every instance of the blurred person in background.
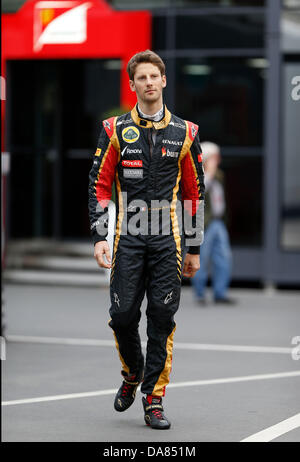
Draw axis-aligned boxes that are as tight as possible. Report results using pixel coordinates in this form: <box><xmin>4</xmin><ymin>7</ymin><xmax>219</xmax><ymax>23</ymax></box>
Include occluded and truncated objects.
<box><xmin>191</xmin><ymin>142</ymin><xmax>236</xmax><ymax>306</ymax></box>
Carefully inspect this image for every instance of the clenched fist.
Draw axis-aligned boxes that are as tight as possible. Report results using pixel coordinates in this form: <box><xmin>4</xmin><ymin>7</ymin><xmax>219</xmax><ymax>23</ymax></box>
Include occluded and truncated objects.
<box><xmin>182</xmin><ymin>253</ymin><xmax>200</xmax><ymax>278</ymax></box>
<box><xmin>94</xmin><ymin>241</ymin><xmax>112</xmax><ymax>269</ymax></box>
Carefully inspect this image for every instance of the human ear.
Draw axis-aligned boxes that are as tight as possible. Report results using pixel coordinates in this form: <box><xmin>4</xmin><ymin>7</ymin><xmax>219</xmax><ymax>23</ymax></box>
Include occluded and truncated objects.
<box><xmin>162</xmin><ymin>74</ymin><xmax>167</xmax><ymax>88</ymax></box>
<box><xmin>129</xmin><ymin>79</ymin><xmax>136</xmax><ymax>92</ymax></box>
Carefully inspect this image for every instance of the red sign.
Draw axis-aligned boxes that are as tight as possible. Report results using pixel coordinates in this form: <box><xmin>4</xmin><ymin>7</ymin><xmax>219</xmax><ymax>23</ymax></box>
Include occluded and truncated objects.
<box><xmin>1</xmin><ymin>0</ymin><xmax>151</xmax><ymax>112</ymax></box>
<box><xmin>33</xmin><ymin>1</ymin><xmax>92</xmax><ymax>52</ymax></box>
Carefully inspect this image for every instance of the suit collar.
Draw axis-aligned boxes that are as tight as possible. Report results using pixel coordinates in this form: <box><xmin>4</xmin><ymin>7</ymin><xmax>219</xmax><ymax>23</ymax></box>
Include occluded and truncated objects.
<box><xmin>131</xmin><ymin>104</ymin><xmax>172</xmax><ymax>129</ymax></box>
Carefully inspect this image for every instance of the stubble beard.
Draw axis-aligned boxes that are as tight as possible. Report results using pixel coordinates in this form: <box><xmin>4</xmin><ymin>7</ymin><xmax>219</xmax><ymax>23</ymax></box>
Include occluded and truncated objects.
<box><xmin>140</xmin><ymin>89</ymin><xmax>162</xmax><ymax>105</ymax></box>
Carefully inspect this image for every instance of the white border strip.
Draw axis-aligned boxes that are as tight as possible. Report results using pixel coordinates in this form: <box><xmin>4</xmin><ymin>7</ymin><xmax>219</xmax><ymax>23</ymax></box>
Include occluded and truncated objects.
<box><xmin>3</xmin><ymin>370</ymin><xmax>300</xmax><ymax>407</ymax></box>
<box><xmin>5</xmin><ymin>335</ymin><xmax>292</xmax><ymax>355</ymax></box>
<box><xmin>241</xmin><ymin>412</ymin><xmax>300</xmax><ymax>442</ymax></box>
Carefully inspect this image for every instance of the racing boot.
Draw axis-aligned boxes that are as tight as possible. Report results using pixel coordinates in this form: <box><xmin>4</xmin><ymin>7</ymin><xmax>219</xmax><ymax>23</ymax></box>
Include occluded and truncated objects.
<box><xmin>142</xmin><ymin>395</ymin><xmax>171</xmax><ymax>429</ymax></box>
<box><xmin>114</xmin><ymin>357</ymin><xmax>144</xmax><ymax>412</ymax></box>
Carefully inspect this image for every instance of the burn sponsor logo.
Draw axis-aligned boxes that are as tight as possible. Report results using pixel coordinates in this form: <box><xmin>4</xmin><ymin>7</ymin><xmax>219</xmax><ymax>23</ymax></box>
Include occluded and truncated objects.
<box><xmin>122</xmin><ymin>126</ymin><xmax>140</xmax><ymax>144</ymax></box>
<box><xmin>95</xmin><ymin>148</ymin><xmax>102</xmax><ymax>157</ymax></box>
<box><xmin>161</xmin><ymin>147</ymin><xmax>179</xmax><ymax>159</ymax></box>
<box><xmin>122</xmin><ymin>160</ymin><xmax>143</xmax><ymax>168</ymax></box>
<box><xmin>198</xmin><ymin>153</ymin><xmax>202</xmax><ymax>163</ymax></box>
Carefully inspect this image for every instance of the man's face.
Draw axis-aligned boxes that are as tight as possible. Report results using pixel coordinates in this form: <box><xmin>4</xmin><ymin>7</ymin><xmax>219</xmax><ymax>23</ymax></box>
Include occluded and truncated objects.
<box><xmin>129</xmin><ymin>62</ymin><xmax>166</xmax><ymax>104</ymax></box>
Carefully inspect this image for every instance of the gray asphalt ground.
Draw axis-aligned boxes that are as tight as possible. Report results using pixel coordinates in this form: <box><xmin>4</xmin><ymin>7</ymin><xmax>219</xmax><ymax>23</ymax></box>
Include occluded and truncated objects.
<box><xmin>2</xmin><ymin>283</ymin><xmax>300</xmax><ymax>442</ymax></box>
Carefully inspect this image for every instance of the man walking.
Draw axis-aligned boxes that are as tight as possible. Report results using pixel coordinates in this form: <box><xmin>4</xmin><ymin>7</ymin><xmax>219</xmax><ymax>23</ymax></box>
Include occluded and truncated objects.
<box><xmin>191</xmin><ymin>142</ymin><xmax>235</xmax><ymax>305</ymax></box>
<box><xmin>88</xmin><ymin>50</ymin><xmax>204</xmax><ymax>429</ymax></box>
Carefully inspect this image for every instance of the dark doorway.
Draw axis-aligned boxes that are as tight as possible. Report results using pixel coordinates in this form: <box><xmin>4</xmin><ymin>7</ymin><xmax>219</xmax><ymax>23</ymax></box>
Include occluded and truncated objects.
<box><xmin>7</xmin><ymin>59</ymin><xmax>121</xmax><ymax>240</ymax></box>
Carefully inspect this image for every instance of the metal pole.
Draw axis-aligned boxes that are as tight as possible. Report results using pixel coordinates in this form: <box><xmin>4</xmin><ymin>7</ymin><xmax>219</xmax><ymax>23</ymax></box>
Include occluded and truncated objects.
<box><xmin>53</xmin><ymin>63</ymin><xmax>62</xmax><ymax>240</ymax></box>
<box><xmin>263</xmin><ymin>0</ymin><xmax>281</xmax><ymax>285</ymax></box>
<box><xmin>165</xmin><ymin>4</ymin><xmax>176</xmax><ymax>112</ymax></box>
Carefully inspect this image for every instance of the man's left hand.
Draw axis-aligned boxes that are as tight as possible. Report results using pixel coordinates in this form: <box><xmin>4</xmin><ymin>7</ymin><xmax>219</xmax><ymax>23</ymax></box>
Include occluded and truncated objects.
<box><xmin>182</xmin><ymin>254</ymin><xmax>200</xmax><ymax>278</ymax></box>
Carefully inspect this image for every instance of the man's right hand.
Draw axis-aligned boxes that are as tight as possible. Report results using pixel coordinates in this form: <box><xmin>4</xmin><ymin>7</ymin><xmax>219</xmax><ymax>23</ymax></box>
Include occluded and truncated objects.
<box><xmin>94</xmin><ymin>241</ymin><xmax>112</xmax><ymax>269</ymax></box>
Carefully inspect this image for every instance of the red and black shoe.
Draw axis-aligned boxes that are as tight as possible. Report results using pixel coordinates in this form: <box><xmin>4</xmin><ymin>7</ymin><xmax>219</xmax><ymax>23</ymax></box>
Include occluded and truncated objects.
<box><xmin>142</xmin><ymin>395</ymin><xmax>171</xmax><ymax>430</ymax></box>
<box><xmin>114</xmin><ymin>361</ymin><xmax>144</xmax><ymax>412</ymax></box>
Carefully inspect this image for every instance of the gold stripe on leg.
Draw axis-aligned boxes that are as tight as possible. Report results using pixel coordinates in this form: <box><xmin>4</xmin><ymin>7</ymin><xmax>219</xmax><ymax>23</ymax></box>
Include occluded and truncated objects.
<box><xmin>112</xmin><ymin>331</ymin><xmax>130</xmax><ymax>375</ymax></box>
<box><xmin>152</xmin><ymin>325</ymin><xmax>177</xmax><ymax>397</ymax></box>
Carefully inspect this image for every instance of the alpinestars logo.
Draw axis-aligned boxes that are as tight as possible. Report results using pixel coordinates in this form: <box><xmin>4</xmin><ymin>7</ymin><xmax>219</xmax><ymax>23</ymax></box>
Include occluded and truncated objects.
<box><xmin>164</xmin><ymin>291</ymin><xmax>173</xmax><ymax>304</ymax></box>
<box><xmin>114</xmin><ymin>292</ymin><xmax>120</xmax><ymax>307</ymax></box>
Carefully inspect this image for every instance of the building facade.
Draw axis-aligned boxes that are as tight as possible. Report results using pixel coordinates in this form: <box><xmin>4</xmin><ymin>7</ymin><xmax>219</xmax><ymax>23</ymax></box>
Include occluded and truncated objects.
<box><xmin>2</xmin><ymin>0</ymin><xmax>300</xmax><ymax>284</ymax></box>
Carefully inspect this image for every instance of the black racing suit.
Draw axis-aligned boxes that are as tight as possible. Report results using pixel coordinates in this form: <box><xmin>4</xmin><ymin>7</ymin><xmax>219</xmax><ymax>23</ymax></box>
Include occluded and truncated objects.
<box><xmin>88</xmin><ymin>104</ymin><xmax>204</xmax><ymax>397</ymax></box>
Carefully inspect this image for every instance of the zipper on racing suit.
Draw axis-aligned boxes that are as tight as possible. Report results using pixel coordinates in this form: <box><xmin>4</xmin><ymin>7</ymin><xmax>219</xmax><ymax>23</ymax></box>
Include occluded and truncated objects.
<box><xmin>147</xmin><ymin>127</ymin><xmax>154</xmax><ymax>220</ymax></box>
<box><xmin>148</xmin><ymin>127</ymin><xmax>153</xmax><ymax>158</ymax></box>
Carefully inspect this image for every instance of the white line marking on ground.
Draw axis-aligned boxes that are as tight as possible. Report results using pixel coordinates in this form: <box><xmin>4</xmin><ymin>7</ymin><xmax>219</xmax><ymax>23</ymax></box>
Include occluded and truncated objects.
<box><xmin>241</xmin><ymin>412</ymin><xmax>300</xmax><ymax>442</ymax></box>
<box><xmin>6</xmin><ymin>335</ymin><xmax>116</xmax><ymax>347</ymax></box>
<box><xmin>3</xmin><ymin>370</ymin><xmax>300</xmax><ymax>407</ymax></box>
<box><xmin>5</xmin><ymin>335</ymin><xmax>292</xmax><ymax>355</ymax></box>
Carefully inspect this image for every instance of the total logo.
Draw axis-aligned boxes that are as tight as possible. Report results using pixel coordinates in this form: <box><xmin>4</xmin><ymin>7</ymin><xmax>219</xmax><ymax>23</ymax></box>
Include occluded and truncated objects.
<box><xmin>161</xmin><ymin>147</ymin><xmax>179</xmax><ymax>159</ymax></box>
<box><xmin>122</xmin><ymin>160</ymin><xmax>143</xmax><ymax>168</ymax></box>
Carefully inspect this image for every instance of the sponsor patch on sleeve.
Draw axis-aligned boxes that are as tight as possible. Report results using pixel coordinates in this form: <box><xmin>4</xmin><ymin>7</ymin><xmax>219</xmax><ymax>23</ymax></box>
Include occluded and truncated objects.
<box><xmin>103</xmin><ymin>117</ymin><xmax>115</xmax><ymax>138</ymax></box>
<box><xmin>187</xmin><ymin>121</ymin><xmax>198</xmax><ymax>141</ymax></box>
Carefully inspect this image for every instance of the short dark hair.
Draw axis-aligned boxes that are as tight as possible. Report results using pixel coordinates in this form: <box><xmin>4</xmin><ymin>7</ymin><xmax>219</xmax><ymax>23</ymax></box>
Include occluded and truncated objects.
<box><xmin>127</xmin><ymin>50</ymin><xmax>166</xmax><ymax>81</ymax></box>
